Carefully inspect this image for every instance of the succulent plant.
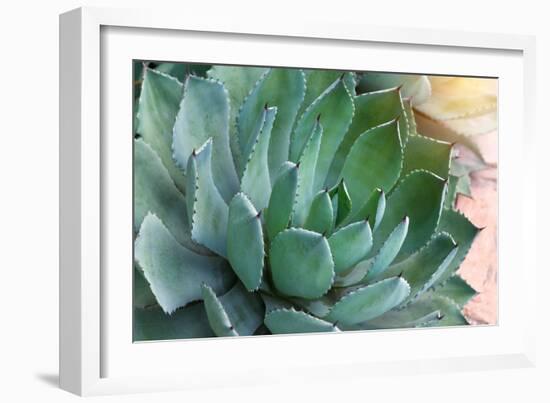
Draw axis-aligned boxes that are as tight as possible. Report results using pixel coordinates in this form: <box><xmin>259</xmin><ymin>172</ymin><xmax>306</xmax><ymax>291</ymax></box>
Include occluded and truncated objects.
<box><xmin>358</xmin><ymin>72</ymin><xmax>498</xmax><ymax>202</ymax></box>
<box><xmin>133</xmin><ymin>62</ymin><xmax>481</xmax><ymax>341</ymax></box>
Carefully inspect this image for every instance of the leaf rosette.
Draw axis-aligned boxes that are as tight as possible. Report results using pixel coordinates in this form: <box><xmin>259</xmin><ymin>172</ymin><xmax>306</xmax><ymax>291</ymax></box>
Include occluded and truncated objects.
<box><xmin>133</xmin><ymin>64</ymin><xmax>480</xmax><ymax>340</ymax></box>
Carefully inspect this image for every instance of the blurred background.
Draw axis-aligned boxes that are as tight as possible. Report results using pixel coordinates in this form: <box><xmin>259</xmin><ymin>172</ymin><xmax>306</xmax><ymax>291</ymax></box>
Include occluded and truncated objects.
<box><xmin>410</xmin><ymin>76</ymin><xmax>498</xmax><ymax>325</ymax></box>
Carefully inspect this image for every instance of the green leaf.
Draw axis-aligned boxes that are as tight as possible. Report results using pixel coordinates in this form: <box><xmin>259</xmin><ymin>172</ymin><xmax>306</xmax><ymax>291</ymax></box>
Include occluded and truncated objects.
<box><xmin>358</xmin><ymin>73</ymin><xmax>431</xmax><ymax>106</ymax></box>
<box><xmin>186</xmin><ymin>139</ymin><xmax>230</xmax><ymax>257</ymax></box>
<box><xmin>298</xmin><ymin>70</ymin><xmax>355</xmax><ymax>119</ymax></box>
<box><xmin>444</xmin><ymin>175</ymin><xmax>459</xmax><ymax>209</ymax></box>
<box><xmin>450</xmin><ymin>154</ymin><xmax>486</xmax><ymax>176</ymax></box>
<box><xmin>341</xmin><ymin>120</ymin><xmax>403</xmax><ymax>214</ymax></box>
<box><xmin>303</xmin><ymin>190</ymin><xmax>334</xmax><ymax>234</ymax></box>
<box><xmin>402</xmin><ymin>97</ymin><xmax>417</xmax><ymax>137</ymax></box>
<box><xmin>207</xmin><ymin>66</ymin><xmax>268</xmax><ymax>164</ymax></box>
<box><xmin>134</xmin><ymin>266</ymin><xmax>156</xmax><ymax>308</ymax></box>
<box><xmin>227</xmin><ymin>193</ymin><xmax>264</xmax><ymax>291</ymax></box>
<box><xmin>364</xmin><ymin>217</ymin><xmax>409</xmax><ymax>282</ymax></box>
<box><xmin>292</xmin><ymin>121</ymin><xmax>323</xmax><ymax>226</ymax></box>
<box><xmin>134</xmin><ymin>139</ymin><xmax>206</xmax><ymax>253</ymax></box>
<box><xmin>202</xmin><ymin>283</ymin><xmax>264</xmax><ymax>337</ymax></box>
<box><xmin>402</xmin><ymin>135</ymin><xmax>452</xmax><ymax>180</ymax></box>
<box><xmin>374</xmin><ymin>170</ymin><xmax>447</xmax><ymax>258</ymax></box>
<box><xmin>359</xmin><ymin>292</ymin><xmax>467</xmax><ymax>329</ymax></box>
<box><xmin>290</xmin><ymin>77</ymin><xmax>354</xmax><ymax>190</ymax></box>
<box><xmin>328</xmin><ymin>88</ymin><xmax>406</xmax><ymax>184</ymax></box>
<box><xmin>333</xmin><ymin>180</ymin><xmax>352</xmax><ymax>226</ymax></box>
<box><xmin>325</xmin><ymin>277</ymin><xmax>410</xmax><ymax>325</ymax></box>
<box><xmin>155</xmin><ymin>62</ymin><xmax>210</xmax><ymax>81</ymax></box>
<box><xmin>436</xmin><ymin>209</ymin><xmax>480</xmax><ymax>283</ymax></box>
<box><xmin>261</xmin><ymin>293</ymin><xmax>295</xmax><ymax>313</ymax></box>
<box><xmin>414</xmin><ymin>113</ymin><xmax>485</xmax><ymax>161</ymax></box>
<box><xmin>270</xmin><ymin>228</ymin><xmax>335</xmax><ymax>299</ymax></box>
<box><xmin>265</xmin><ymin>162</ymin><xmax>299</xmax><ymax>240</ymax></box>
<box><xmin>134</xmin><ymin>213</ymin><xmax>234</xmax><ymax>314</ymax></box>
<box><xmin>434</xmin><ymin>275</ymin><xmax>477</xmax><ymax>308</ymax></box>
<box><xmin>328</xmin><ymin>221</ymin><xmax>373</xmax><ymax>274</ymax></box>
<box><xmin>418</xmin><ymin>295</ymin><xmax>468</xmax><ymax>327</ymax></box>
<box><xmin>290</xmin><ymin>295</ymin><xmax>335</xmax><ymax>318</ymax></box>
<box><xmin>265</xmin><ymin>308</ymin><xmax>339</xmax><ymax>334</ymax></box>
<box><xmin>333</xmin><ymin>259</ymin><xmax>371</xmax><ymax>288</ymax></box>
<box><xmin>240</xmin><ymin>107</ymin><xmax>277</xmax><ymax>210</ymax></box>
<box><xmin>456</xmin><ymin>174</ymin><xmax>472</xmax><ymax>197</ymax></box>
<box><xmin>237</xmin><ymin>68</ymin><xmax>306</xmax><ymax>179</ymax></box>
<box><xmin>382</xmin><ymin>233</ymin><xmax>459</xmax><ymax>301</ymax></box>
<box><xmin>133</xmin><ymin>303</ymin><xmax>214</xmax><ymax>341</ymax></box>
<box><xmin>172</xmin><ymin>76</ymin><xmax>239</xmax><ymax>202</ymax></box>
<box><xmin>136</xmin><ymin>68</ymin><xmax>185</xmax><ymax>191</ymax></box>
<box><xmin>341</xmin><ymin>188</ymin><xmax>386</xmax><ymax>231</ymax></box>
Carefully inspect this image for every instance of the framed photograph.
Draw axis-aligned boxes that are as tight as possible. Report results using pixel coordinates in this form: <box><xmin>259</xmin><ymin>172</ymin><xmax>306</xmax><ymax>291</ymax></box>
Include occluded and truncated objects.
<box><xmin>59</xmin><ymin>6</ymin><xmax>537</xmax><ymax>396</ymax></box>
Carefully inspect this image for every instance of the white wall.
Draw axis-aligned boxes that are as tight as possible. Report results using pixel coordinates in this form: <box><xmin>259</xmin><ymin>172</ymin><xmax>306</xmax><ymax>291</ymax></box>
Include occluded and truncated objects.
<box><xmin>1</xmin><ymin>0</ymin><xmax>548</xmax><ymax>401</ymax></box>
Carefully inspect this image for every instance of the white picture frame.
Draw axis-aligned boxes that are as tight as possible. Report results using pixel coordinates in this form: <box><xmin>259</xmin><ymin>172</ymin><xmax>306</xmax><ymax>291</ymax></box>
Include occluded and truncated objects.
<box><xmin>59</xmin><ymin>6</ymin><xmax>537</xmax><ymax>396</ymax></box>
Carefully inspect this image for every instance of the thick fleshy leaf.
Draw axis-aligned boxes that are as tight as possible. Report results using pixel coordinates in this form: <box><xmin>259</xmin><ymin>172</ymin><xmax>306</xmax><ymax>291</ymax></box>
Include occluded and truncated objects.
<box><xmin>358</xmin><ymin>73</ymin><xmax>431</xmax><ymax>106</ymax></box>
<box><xmin>333</xmin><ymin>260</ymin><xmax>370</xmax><ymax>288</ymax></box>
<box><xmin>356</xmin><ymin>303</ymin><xmax>440</xmax><ymax>330</ymax></box>
<box><xmin>456</xmin><ymin>174</ymin><xmax>472</xmax><ymax>197</ymax></box>
<box><xmin>202</xmin><ymin>283</ymin><xmax>264</xmax><ymax>337</ymax></box>
<box><xmin>134</xmin><ymin>266</ymin><xmax>156</xmax><ymax>309</ymax></box>
<box><xmin>290</xmin><ymin>78</ymin><xmax>354</xmax><ymax>190</ymax></box>
<box><xmin>328</xmin><ymin>88</ymin><xmax>406</xmax><ymax>184</ymax></box>
<box><xmin>417</xmin><ymin>295</ymin><xmax>468</xmax><ymax>327</ymax></box>
<box><xmin>333</xmin><ymin>180</ymin><xmax>352</xmax><ymax>226</ymax></box>
<box><xmin>414</xmin><ymin>113</ymin><xmax>485</xmax><ymax>160</ymax></box>
<box><xmin>381</xmin><ymin>233</ymin><xmax>458</xmax><ymax>302</ymax></box>
<box><xmin>136</xmin><ymin>68</ymin><xmax>185</xmax><ymax>190</ymax></box>
<box><xmin>402</xmin><ymin>134</ymin><xmax>452</xmax><ymax>180</ymax></box>
<box><xmin>186</xmin><ymin>140</ymin><xmax>230</xmax><ymax>257</ymax></box>
<box><xmin>237</xmin><ymin>68</ymin><xmax>306</xmax><ymax>179</ymax></box>
<box><xmin>261</xmin><ymin>293</ymin><xmax>295</xmax><ymax>313</ymax></box>
<box><xmin>434</xmin><ymin>275</ymin><xmax>477</xmax><ymax>308</ymax></box>
<box><xmin>358</xmin><ymin>293</ymin><xmax>467</xmax><ymax>329</ymax></box>
<box><xmin>415</xmin><ymin>76</ymin><xmax>497</xmax><ymax>120</ymax></box>
<box><xmin>364</xmin><ymin>217</ymin><xmax>409</xmax><ymax>282</ymax></box>
<box><xmin>441</xmin><ymin>111</ymin><xmax>497</xmax><ymax>137</ymax></box>
<box><xmin>303</xmin><ymin>190</ymin><xmax>334</xmax><ymax>234</ymax></box>
<box><xmin>134</xmin><ymin>139</ymin><xmax>206</xmax><ymax>253</ymax></box>
<box><xmin>445</xmin><ymin>175</ymin><xmax>459</xmax><ymax>209</ymax></box>
<box><xmin>325</xmin><ymin>277</ymin><xmax>410</xmax><ymax>325</ymax></box>
<box><xmin>328</xmin><ymin>221</ymin><xmax>373</xmax><ymax>274</ymax></box>
<box><xmin>227</xmin><ymin>193</ymin><xmax>264</xmax><ymax>291</ymax></box>
<box><xmin>292</xmin><ymin>121</ymin><xmax>323</xmax><ymax>226</ymax></box>
<box><xmin>436</xmin><ymin>209</ymin><xmax>480</xmax><ymax>283</ymax></box>
<box><xmin>172</xmin><ymin>76</ymin><xmax>239</xmax><ymax>202</ymax></box>
<box><xmin>207</xmin><ymin>66</ymin><xmax>267</xmax><ymax>164</ymax></box>
<box><xmin>298</xmin><ymin>70</ymin><xmax>355</xmax><ymax>118</ymax></box>
<box><xmin>291</xmin><ymin>295</ymin><xmax>334</xmax><ymax>318</ymax></box>
<box><xmin>265</xmin><ymin>162</ymin><xmax>299</xmax><ymax>240</ymax></box>
<box><xmin>341</xmin><ymin>120</ymin><xmax>403</xmax><ymax>214</ymax></box>
<box><xmin>341</xmin><ymin>188</ymin><xmax>386</xmax><ymax>231</ymax></box>
<box><xmin>134</xmin><ymin>213</ymin><xmax>234</xmax><ymax>314</ymax></box>
<box><xmin>201</xmin><ymin>284</ymin><xmax>236</xmax><ymax>337</ymax></box>
<box><xmin>133</xmin><ymin>303</ymin><xmax>214</xmax><ymax>341</ymax></box>
<box><xmin>265</xmin><ymin>308</ymin><xmax>339</xmax><ymax>334</ymax></box>
<box><xmin>270</xmin><ymin>228</ymin><xmax>335</xmax><ymax>299</ymax></box>
<box><xmin>240</xmin><ymin>107</ymin><xmax>277</xmax><ymax>210</ymax></box>
<box><xmin>155</xmin><ymin>63</ymin><xmax>210</xmax><ymax>82</ymax></box>
<box><xmin>373</xmin><ymin>170</ymin><xmax>446</xmax><ymax>258</ymax></box>
<box><xmin>402</xmin><ymin>98</ymin><xmax>417</xmax><ymax>137</ymax></box>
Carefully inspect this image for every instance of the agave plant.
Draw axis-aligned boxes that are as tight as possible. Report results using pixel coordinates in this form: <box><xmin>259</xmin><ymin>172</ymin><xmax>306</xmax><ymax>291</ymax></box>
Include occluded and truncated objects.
<box><xmin>133</xmin><ymin>63</ymin><xmax>480</xmax><ymax>341</ymax></box>
<box><xmin>358</xmin><ymin>72</ymin><xmax>498</xmax><ymax>201</ymax></box>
